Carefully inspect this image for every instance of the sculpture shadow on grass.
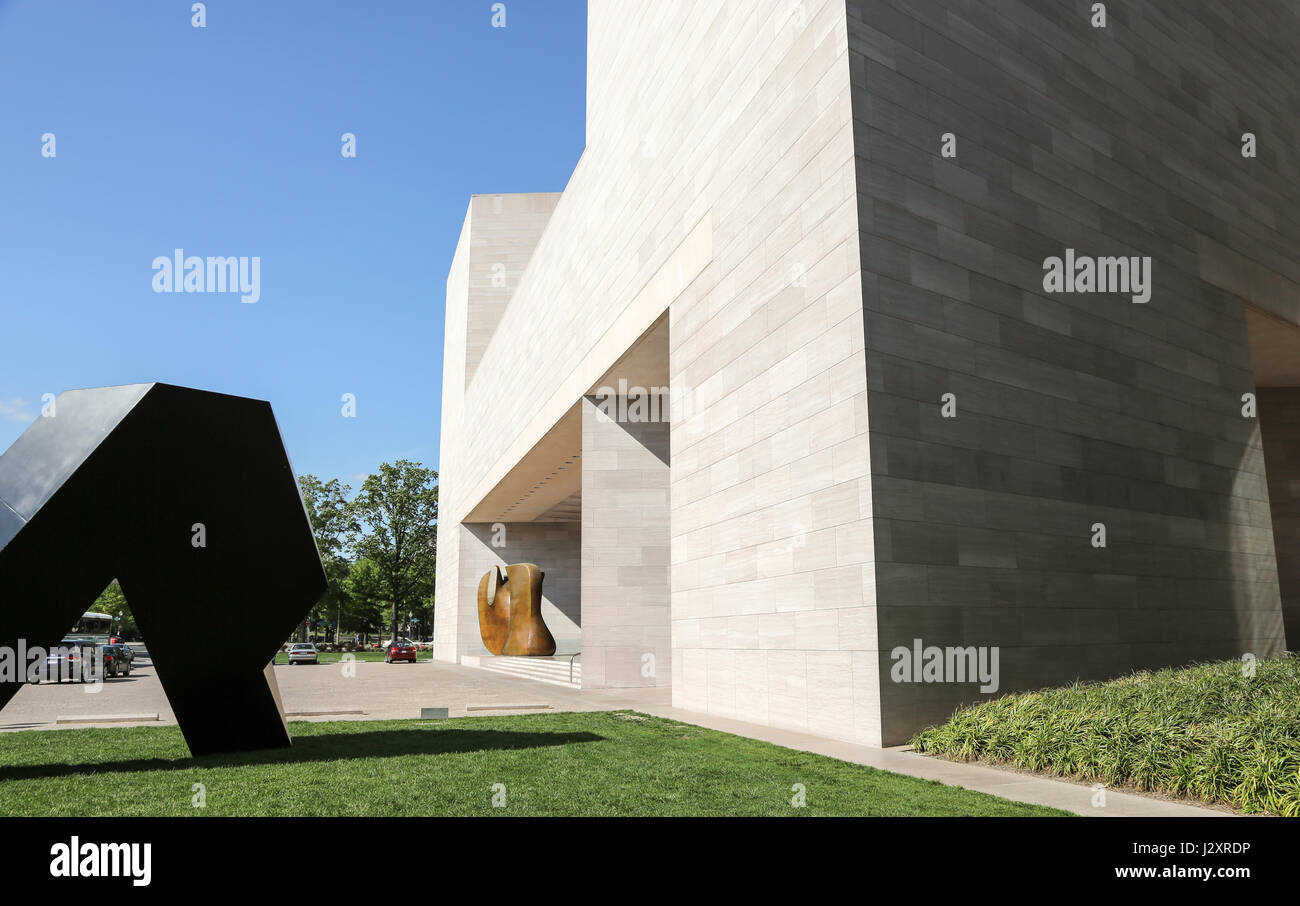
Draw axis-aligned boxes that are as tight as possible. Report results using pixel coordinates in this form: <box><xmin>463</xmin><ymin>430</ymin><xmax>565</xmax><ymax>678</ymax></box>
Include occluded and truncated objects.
<box><xmin>0</xmin><ymin>728</ymin><xmax>606</xmax><ymax>782</ymax></box>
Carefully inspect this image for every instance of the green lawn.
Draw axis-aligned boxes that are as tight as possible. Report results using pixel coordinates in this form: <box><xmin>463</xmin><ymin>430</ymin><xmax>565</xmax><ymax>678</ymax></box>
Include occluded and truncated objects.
<box><xmin>0</xmin><ymin>711</ymin><xmax>1066</xmax><ymax>816</ymax></box>
<box><xmin>272</xmin><ymin>649</ymin><xmax>432</xmax><ymax>665</ymax></box>
<box><xmin>913</xmin><ymin>655</ymin><xmax>1300</xmax><ymax>816</ymax></box>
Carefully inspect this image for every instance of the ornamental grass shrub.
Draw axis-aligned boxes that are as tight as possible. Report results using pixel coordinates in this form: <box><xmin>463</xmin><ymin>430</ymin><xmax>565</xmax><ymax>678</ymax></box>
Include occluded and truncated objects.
<box><xmin>911</xmin><ymin>655</ymin><xmax>1300</xmax><ymax>815</ymax></box>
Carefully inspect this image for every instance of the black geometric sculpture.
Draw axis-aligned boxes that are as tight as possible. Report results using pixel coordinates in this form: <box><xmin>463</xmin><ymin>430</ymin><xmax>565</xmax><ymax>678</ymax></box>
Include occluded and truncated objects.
<box><xmin>0</xmin><ymin>384</ymin><xmax>326</xmax><ymax>755</ymax></box>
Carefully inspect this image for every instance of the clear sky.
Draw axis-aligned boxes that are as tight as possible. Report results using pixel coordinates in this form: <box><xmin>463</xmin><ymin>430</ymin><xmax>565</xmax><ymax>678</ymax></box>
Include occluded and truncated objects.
<box><xmin>0</xmin><ymin>0</ymin><xmax>587</xmax><ymax>488</ymax></box>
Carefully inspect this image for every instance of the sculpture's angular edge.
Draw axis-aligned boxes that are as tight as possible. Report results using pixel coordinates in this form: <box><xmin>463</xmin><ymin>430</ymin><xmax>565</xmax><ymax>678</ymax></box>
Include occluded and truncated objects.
<box><xmin>0</xmin><ymin>383</ymin><xmax>326</xmax><ymax>756</ymax></box>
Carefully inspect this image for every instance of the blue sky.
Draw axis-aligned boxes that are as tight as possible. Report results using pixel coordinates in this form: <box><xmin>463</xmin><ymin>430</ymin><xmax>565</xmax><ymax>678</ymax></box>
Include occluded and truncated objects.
<box><xmin>0</xmin><ymin>0</ymin><xmax>586</xmax><ymax>488</ymax></box>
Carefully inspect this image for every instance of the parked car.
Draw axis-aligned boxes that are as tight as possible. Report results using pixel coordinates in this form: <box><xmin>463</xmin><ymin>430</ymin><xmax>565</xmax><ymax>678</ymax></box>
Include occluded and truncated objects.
<box><xmin>110</xmin><ymin>642</ymin><xmax>135</xmax><ymax>670</ymax></box>
<box><xmin>287</xmin><ymin>642</ymin><xmax>318</xmax><ymax>665</ymax></box>
<box><xmin>36</xmin><ymin>640</ymin><xmax>94</xmax><ymax>683</ymax></box>
<box><xmin>385</xmin><ymin>640</ymin><xmax>417</xmax><ymax>664</ymax></box>
<box><xmin>99</xmin><ymin>644</ymin><xmax>132</xmax><ymax>678</ymax></box>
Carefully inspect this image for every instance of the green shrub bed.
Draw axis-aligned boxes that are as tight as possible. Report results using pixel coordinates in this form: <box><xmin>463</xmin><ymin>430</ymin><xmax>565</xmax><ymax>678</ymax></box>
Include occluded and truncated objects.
<box><xmin>912</xmin><ymin>655</ymin><xmax>1300</xmax><ymax>815</ymax></box>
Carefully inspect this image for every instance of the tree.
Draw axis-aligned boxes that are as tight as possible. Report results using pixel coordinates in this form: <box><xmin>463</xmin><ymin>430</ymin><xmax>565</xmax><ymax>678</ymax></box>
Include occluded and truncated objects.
<box><xmin>410</xmin><ymin>591</ymin><xmax>434</xmax><ymax>642</ymax></box>
<box><xmin>349</xmin><ymin>461</ymin><xmax>437</xmax><ymax>643</ymax></box>
<box><xmin>342</xmin><ymin>557</ymin><xmax>388</xmax><ymax>641</ymax></box>
<box><xmin>92</xmin><ymin>581</ymin><xmax>138</xmax><ymax>638</ymax></box>
<box><xmin>298</xmin><ymin>475</ymin><xmax>359</xmax><ymax>642</ymax></box>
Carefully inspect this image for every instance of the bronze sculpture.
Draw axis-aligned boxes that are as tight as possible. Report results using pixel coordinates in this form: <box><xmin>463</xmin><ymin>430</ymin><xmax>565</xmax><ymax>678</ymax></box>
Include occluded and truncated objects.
<box><xmin>476</xmin><ymin>563</ymin><xmax>556</xmax><ymax>656</ymax></box>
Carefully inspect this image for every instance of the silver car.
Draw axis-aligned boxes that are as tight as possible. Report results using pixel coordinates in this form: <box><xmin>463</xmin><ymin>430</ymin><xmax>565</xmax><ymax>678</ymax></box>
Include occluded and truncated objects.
<box><xmin>287</xmin><ymin>642</ymin><xmax>318</xmax><ymax>665</ymax></box>
<box><xmin>36</xmin><ymin>640</ymin><xmax>97</xmax><ymax>683</ymax></box>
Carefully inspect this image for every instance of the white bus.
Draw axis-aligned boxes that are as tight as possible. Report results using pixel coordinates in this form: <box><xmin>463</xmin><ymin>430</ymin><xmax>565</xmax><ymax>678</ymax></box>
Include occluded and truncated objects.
<box><xmin>70</xmin><ymin>611</ymin><xmax>113</xmax><ymax>641</ymax></box>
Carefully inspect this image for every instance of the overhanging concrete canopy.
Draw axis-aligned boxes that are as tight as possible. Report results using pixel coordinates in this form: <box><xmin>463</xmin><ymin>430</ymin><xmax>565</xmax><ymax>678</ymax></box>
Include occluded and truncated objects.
<box><xmin>460</xmin><ymin>312</ymin><xmax>672</xmax><ymax>524</ymax></box>
<box><xmin>463</xmin><ymin>403</ymin><xmax>582</xmax><ymax>523</ymax></box>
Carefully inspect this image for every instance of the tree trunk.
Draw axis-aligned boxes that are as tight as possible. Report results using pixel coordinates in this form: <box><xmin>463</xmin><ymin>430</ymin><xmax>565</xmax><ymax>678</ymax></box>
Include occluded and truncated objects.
<box><xmin>390</xmin><ymin>537</ymin><xmax>403</xmax><ymax>642</ymax></box>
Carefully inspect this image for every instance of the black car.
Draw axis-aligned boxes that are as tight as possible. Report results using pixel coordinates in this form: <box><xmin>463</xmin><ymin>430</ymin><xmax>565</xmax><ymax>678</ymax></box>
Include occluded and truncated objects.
<box><xmin>110</xmin><ymin>642</ymin><xmax>136</xmax><ymax>670</ymax></box>
<box><xmin>100</xmin><ymin>644</ymin><xmax>132</xmax><ymax>678</ymax></box>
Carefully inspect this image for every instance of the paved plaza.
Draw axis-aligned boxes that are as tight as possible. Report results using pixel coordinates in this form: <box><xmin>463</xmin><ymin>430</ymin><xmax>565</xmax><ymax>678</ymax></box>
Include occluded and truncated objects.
<box><xmin>0</xmin><ymin>656</ymin><xmax>649</xmax><ymax>729</ymax></box>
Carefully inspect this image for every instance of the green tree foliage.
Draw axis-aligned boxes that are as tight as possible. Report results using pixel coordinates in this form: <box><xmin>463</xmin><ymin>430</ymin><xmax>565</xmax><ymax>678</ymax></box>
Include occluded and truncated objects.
<box><xmin>342</xmin><ymin>557</ymin><xmax>389</xmax><ymax>639</ymax></box>
<box><xmin>286</xmin><ymin>464</ymin><xmax>438</xmax><ymax>645</ymax></box>
<box><xmin>92</xmin><ymin>581</ymin><xmax>137</xmax><ymax>638</ymax></box>
<box><xmin>349</xmin><ymin>461</ymin><xmax>438</xmax><ymax>643</ymax></box>
<box><xmin>298</xmin><ymin>475</ymin><xmax>360</xmax><ymax>641</ymax></box>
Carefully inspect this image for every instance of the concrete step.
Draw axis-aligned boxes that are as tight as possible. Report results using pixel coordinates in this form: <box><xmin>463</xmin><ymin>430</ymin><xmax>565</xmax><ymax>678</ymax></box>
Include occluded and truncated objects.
<box><xmin>461</xmin><ymin>655</ymin><xmax>581</xmax><ymax>689</ymax></box>
<box><xmin>473</xmin><ymin>660</ymin><xmax>581</xmax><ymax>687</ymax></box>
<box><xmin>460</xmin><ymin>655</ymin><xmax>577</xmax><ymax>674</ymax></box>
<box><xmin>56</xmin><ymin>713</ymin><xmax>159</xmax><ymax>724</ymax></box>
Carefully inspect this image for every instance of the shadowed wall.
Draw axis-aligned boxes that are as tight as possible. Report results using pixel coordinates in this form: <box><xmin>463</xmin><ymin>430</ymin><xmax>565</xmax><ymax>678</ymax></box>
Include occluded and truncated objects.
<box><xmin>1259</xmin><ymin>388</ymin><xmax>1300</xmax><ymax>650</ymax></box>
<box><xmin>848</xmin><ymin>0</ymin><xmax>1297</xmax><ymax>741</ymax></box>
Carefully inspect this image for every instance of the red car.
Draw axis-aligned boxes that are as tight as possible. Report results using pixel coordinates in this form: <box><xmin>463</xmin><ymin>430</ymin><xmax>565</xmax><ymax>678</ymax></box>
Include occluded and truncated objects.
<box><xmin>385</xmin><ymin>640</ymin><xmax>417</xmax><ymax>664</ymax></box>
